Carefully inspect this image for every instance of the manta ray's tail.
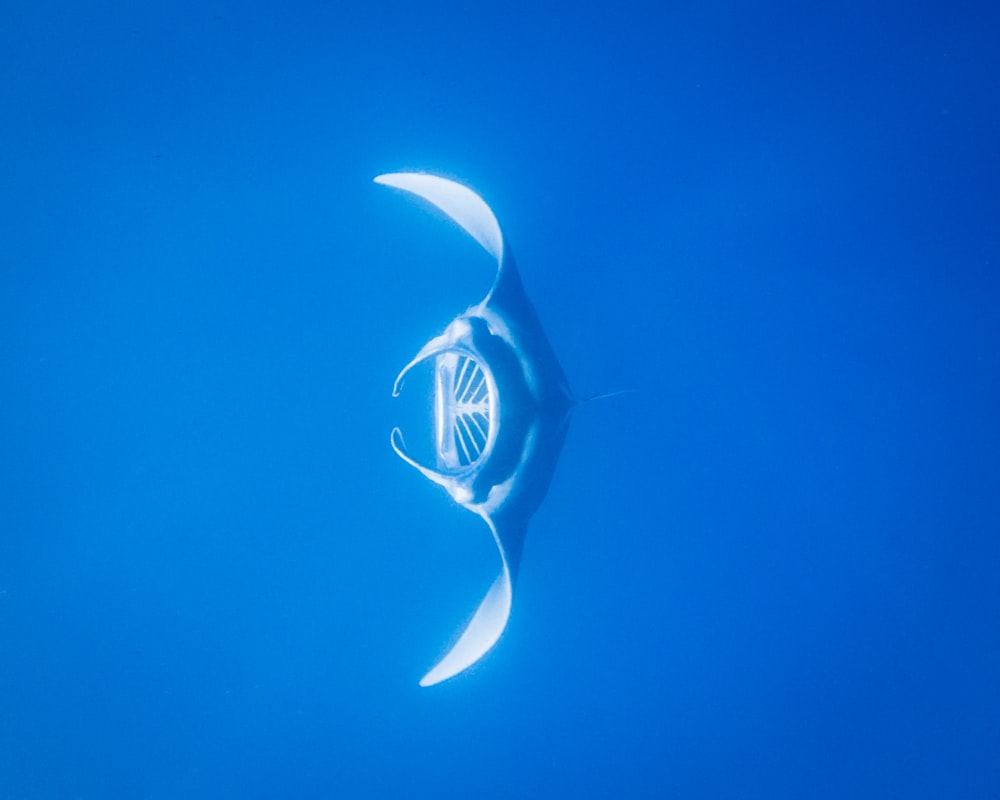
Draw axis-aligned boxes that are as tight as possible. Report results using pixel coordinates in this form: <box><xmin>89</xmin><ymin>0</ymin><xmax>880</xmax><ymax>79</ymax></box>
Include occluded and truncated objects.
<box><xmin>574</xmin><ymin>389</ymin><xmax>636</xmax><ymax>406</ymax></box>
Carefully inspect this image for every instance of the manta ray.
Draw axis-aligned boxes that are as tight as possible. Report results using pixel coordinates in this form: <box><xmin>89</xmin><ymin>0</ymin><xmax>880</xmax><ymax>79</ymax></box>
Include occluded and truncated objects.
<box><xmin>376</xmin><ymin>172</ymin><xmax>578</xmax><ymax>687</ymax></box>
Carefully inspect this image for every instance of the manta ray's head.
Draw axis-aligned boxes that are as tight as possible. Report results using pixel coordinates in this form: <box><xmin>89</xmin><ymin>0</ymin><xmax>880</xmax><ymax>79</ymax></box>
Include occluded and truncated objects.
<box><xmin>390</xmin><ymin>317</ymin><xmax>501</xmax><ymax>505</ymax></box>
<box><xmin>390</xmin><ymin>308</ymin><xmax>537</xmax><ymax>510</ymax></box>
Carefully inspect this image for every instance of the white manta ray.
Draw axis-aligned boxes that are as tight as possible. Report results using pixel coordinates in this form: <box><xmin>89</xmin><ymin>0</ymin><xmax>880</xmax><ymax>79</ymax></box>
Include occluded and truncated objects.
<box><xmin>376</xmin><ymin>172</ymin><xmax>577</xmax><ymax>687</ymax></box>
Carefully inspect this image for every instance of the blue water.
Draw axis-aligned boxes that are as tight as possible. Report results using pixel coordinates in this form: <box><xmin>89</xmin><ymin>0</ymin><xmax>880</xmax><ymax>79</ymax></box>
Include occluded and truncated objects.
<box><xmin>2</xmin><ymin>3</ymin><xmax>998</xmax><ymax>798</ymax></box>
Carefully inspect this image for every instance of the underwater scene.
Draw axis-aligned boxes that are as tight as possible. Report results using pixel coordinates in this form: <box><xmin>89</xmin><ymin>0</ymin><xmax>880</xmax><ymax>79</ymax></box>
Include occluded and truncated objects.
<box><xmin>2</xmin><ymin>2</ymin><xmax>998</xmax><ymax>798</ymax></box>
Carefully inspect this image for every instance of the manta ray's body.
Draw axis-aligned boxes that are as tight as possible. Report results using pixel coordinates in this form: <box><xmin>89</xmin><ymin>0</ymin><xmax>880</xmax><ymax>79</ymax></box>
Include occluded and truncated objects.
<box><xmin>376</xmin><ymin>173</ymin><xmax>576</xmax><ymax>686</ymax></box>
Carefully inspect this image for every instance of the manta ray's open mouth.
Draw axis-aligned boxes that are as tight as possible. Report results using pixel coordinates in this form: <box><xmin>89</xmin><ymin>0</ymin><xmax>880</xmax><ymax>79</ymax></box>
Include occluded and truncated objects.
<box><xmin>390</xmin><ymin>343</ymin><xmax>499</xmax><ymax>479</ymax></box>
<box><xmin>435</xmin><ymin>352</ymin><xmax>493</xmax><ymax>470</ymax></box>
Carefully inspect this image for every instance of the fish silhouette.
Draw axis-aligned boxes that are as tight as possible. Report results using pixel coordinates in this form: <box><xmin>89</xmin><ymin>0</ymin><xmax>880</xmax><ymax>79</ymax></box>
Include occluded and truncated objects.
<box><xmin>376</xmin><ymin>173</ymin><xmax>578</xmax><ymax>686</ymax></box>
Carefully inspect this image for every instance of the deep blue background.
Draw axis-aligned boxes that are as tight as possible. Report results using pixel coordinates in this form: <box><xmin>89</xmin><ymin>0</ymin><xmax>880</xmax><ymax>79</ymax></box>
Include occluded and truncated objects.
<box><xmin>2</xmin><ymin>2</ymin><xmax>998</xmax><ymax>797</ymax></box>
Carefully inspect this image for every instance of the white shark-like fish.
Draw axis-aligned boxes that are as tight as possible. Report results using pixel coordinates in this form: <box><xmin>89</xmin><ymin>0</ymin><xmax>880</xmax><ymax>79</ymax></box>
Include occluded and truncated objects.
<box><xmin>376</xmin><ymin>172</ymin><xmax>577</xmax><ymax>686</ymax></box>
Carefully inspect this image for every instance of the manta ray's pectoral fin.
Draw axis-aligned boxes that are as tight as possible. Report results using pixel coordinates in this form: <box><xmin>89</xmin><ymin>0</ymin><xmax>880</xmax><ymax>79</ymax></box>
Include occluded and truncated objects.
<box><xmin>419</xmin><ymin>514</ymin><xmax>525</xmax><ymax>687</ymax></box>
<box><xmin>419</xmin><ymin>566</ymin><xmax>511</xmax><ymax>687</ymax></box>
<box><xmin>374</xmin><ymin>173</ymin><xmax>503</xmax><ymax>264</ymax></box>
<box><xmin>373</xmin><ymin>172</ymin><xmax>534</xmax><ymax>339</ymax></box>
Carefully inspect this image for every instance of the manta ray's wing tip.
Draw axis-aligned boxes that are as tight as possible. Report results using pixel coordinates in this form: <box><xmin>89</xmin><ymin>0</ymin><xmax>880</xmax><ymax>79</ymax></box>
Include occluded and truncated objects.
<box><xmin>373</xmin><ymin>172</ymin><xmax>503</xmax><ymax>264</ymax></box>
<box><xmin>418</xmin><ymin>568</ymin><xmax>512</xmax><ymax>688</ymax></box>
<box><xmin>374</xmin><ymin>172</ymin><xmax>423</xmax><ymax>189</ymax></box>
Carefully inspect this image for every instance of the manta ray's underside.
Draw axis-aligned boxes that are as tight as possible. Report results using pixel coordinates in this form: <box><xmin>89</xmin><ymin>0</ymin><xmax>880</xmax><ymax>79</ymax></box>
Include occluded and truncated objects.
<box><xmin>376</xmin><ymin>172</ymin><xmax>577</xmax><ymax>686</ymax></box>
